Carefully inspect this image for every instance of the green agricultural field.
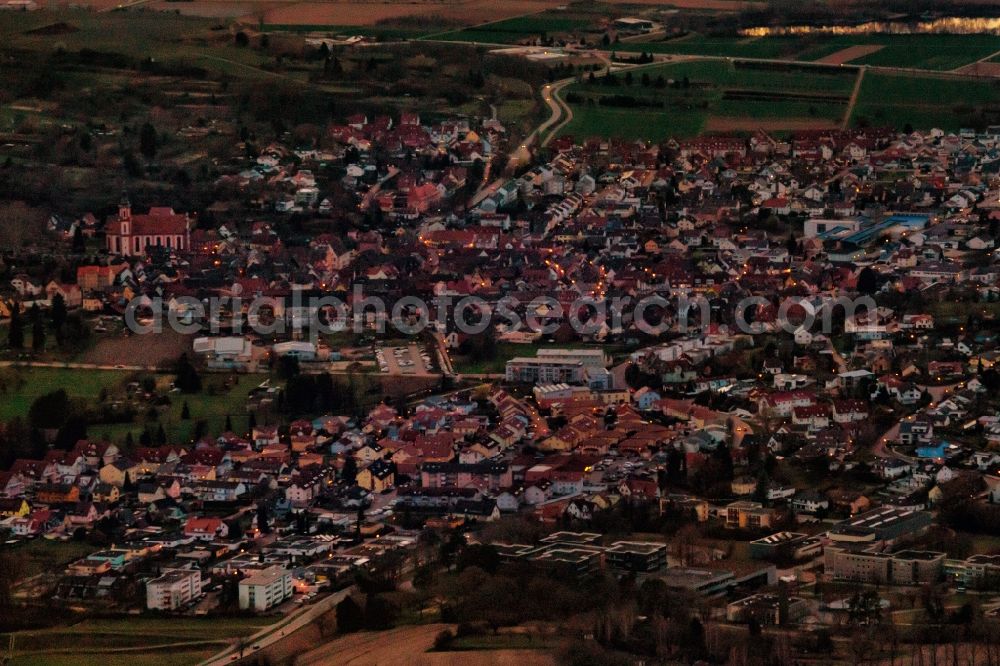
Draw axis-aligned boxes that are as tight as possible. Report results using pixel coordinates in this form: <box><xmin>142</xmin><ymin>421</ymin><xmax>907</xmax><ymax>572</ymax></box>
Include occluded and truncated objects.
<box><xmin>0</xmin><ymin>367</ymin><xmax>125</xmax><ymax>422</ymax></box>
<box><xmin>4</xmin><ymin>616</ymin><xmax>270</xmax><ymax>666</ymax></box>
<box><xmin>432</xmin><ymin>15</ymin><xmax>592</xmax><ymax>44</ymax></box>
<box><xmin>629</xmin><ymin>33</ymin><xmax>832</xmax><ymax>60</ymax></box>
<box><xmin>561</xmin><ymin>106</ymin><xmax>705</xmax><ymax>142</ymax></box>
<box><xmin>560</xmin><ymin>59</ymin><xmax>856</xmax><ymax>141</ymax></box>
<box><xmin>8</xmin><ymin>649</ymin><xmax>218</xmax><ymax>666</ymax></box>
<box><xmin>645</xmin><ymin>59</ymin><xmax>857</xmax><ymax>93</ymax></box>
<box><xmin>0</xmin><ymin>10</ymin><xmax>290</xmax><ymax>82</ymax></box>
<box><xmin>11</xmin><ymin>616</ymin><xmax>270</xmax><ymax>643</ymax></box>
<box><xmin>262</xmin><ymin>24</ymin><xmax>431</xmax><ymax>40</ymax></box>
<box><xmin>827</xmin><ymin>34</ymin><xmax>1000</xmax><ymax>70</ymax></box>
<box><xmin>623</xmin><ymin>32</ymin><xmax>1000</xmax><ymax>71</ymax></box>
<box><xmin>850</xmin><ymin>71</ymin><xmax>1000</xmax><ymax>131</ymax></box>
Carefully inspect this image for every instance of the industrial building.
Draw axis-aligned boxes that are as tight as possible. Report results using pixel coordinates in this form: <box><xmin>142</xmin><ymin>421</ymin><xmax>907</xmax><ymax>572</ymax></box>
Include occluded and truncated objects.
<box><xmin>827</xmin><ymin>507</ymin><xmax>932</xmax><ymax>545</ymax></box>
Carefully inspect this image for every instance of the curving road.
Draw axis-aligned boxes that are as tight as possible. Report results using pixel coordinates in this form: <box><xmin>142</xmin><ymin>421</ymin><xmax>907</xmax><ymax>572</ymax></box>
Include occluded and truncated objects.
<box><xmin>538</xmin><ymin>79</ymin><xmax>574</xmax><ymax>147</ymax></box>
<box><xmin>199</xmin><ymin>586</ymin><xmax>355</xmax><ymax>666</ymax></box>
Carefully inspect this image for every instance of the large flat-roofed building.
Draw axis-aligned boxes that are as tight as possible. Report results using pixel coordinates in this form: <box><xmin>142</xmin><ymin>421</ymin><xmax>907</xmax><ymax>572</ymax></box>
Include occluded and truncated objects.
<box><xmin>659</xmin><ymin>568</ymin><xmax>735</xmax><ymax>596</ymax></box>
<box><xmin>497</xmin><ymin>532</ymin><xmax>603</xmax><ymax>577</ymax></box>
<box><xmin>530</xmin><ymin>544</ymin><xmax>603</xmax><ymax>576</ymax></box>
<box><xmin>506</xmin><ymin>349</ymin><xmax>610</xmax><ymax>386</ymax></box>
<box><xmin>803</xmin><ymin>217</ymin><xmax>865</xmax><ymax>239</ymax></box>
<box><xmin>828</xmin><ymin>507</ymin><xmax>932</xmax><ymax>545</ymax></box>
<box><xmin>146</xmin><ymin>569</ymin><xmax>202</xmax><ymax>610</ymax></box>
<box><xmin>496</xmin><ymin>532</ymin><xmax>664</xmax><ymax>576</ymax></box>
<box><xmin>613</xmin><ymin>17</ymin><xmax>656</xmax><ymax>33</ymax></box>
<box><xmin>825</xmin><ymin>546</ymin><xmax>944</xmax><ymax>585</ymax></box>
<box><xmin>655</xmin><ymin>563</ymin><xmax>776</xmax><ymax>597</ymax></box>
<box><xmin>726</xmin><ymin>593</ymin><xmax>809</xmax><ymax>626</ymax></box>
<box><xmin>539</xmin><ymin>531</ymin><xmax>602</xmax><ymax>545</ymax></box>
<box><xmin>725</xmin><ymin>501</ymin><xmax>777</xmax><ymax>530</ymax></box>
<box><xmin>946</xmin><ymin>554</ymin><xmax>1000</xmax><ymax>590</ymax></box>
<box><xmin>535</xmin><ymin>348</ymin><xmax>609</xmax><ymax>369</ymax></box>
<box><xmin>749</xmin><ymin>532</ymin><xmax>823</xmax><ymax>561</ymax></box>
<box><xmin>193</xmin><ymin>336</ymin><xmax>255</xmax><ymax>370</ymax></box>
<box><xmin>238</xmin><ymin>565</ymin><xmax>293</xmax><ymax>611</ymax></box>
<box><xmin>506</xmin><ymin>357</ymin><xmax>585</xmax><ymax>384</ymax></box>
<box><xmin>604</xmin><ymin>541</ymin><xmax>667</xmax><ymax>572</ymax></box>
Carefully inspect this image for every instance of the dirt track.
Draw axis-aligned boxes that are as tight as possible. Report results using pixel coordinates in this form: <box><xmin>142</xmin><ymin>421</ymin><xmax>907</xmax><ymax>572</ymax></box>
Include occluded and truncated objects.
<box><xmin>295</xmin><ymin>624</ymin><xmax>555</xmax><ymax>666</ymax></box>
<box><xmin>955</xmin><ymin>61</ymin><xmax>1000</xmax><ymax>77</ymax></box>
<box><xmin>816</xmin><ymin>44</ymin><xmax>884</xmax><ymax>65</ymax></box>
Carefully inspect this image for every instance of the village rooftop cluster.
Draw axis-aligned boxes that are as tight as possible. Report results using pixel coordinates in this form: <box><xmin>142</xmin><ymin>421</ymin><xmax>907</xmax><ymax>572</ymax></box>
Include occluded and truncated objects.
<box><xmin>5</xmin><ymin>109</ymin><xmax>1000</xmax><ymax>658</ymax></box>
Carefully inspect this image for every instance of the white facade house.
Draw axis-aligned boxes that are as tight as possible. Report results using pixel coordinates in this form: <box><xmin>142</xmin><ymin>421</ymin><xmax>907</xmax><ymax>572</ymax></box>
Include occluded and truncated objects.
<box><xmin>238</xmin><ymin>566</ymin><xmax>293</xmax><ymax>611</ymax></box>
<box><xmin>146</xmin><ymin>569</ymin><xmax>202</xmax><ymax>610</ymax></box>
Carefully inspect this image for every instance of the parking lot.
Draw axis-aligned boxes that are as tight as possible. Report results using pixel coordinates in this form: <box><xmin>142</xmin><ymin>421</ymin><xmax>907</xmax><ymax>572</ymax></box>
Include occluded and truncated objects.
<box><xmin>374</xmin><ymin>343</ymin><xmax>434</xmax><ymax>375</ymax></box>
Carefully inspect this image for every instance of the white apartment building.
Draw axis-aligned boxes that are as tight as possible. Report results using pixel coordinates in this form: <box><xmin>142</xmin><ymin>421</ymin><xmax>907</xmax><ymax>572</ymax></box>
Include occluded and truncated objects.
<box><xmin>146</xmin><ymin>569</ymin><xmax>202</xmax><ymax>610</ymax></box>
<box><xmin>238</xmin><ymin>565</ymin><xmax>293</xmax><ymax>611</ymax></box>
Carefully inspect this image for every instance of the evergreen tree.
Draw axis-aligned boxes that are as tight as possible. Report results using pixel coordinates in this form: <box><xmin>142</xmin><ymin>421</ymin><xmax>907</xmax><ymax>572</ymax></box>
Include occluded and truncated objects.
<box><xmin>28</xmin><ymin>389</ymin><xmax>71</xmax><ymax>430</ymax></box>
<box><xmin>31</xmin><ymin>308</ymin><xmax>45</xmax><ymax>352</ymax></box>
<box><xmin>857</xmin><ymin>266</ymin><xmax>878</xmax><ymax>295</ymax></box>
<box><xmin>71</xmin><ymin>226</ymin><xmax>85</xmax><ymax>253</ymax></box>
<box><xmin>363</xmin><ymin>593</ymin><xmax>397</xmax><ymax>630</ymax></box>
<box><xmin>341</xmin><ymin>454</ymin><xmax>358</xmax><ymax>484</ymax></box>
<box><xmin>174</xmin><ymin>354</ymin><xmax>202</xmax><ymax>393</ymax></box>
<box><xmin>335</xmin><ymin>596</ymin><xmax>364</xmax><ymax>633</ymax></box>
<box><xmin>50</xmin><ymin>293</ymin><xmax>67</xmax><ymax>331</ymax></box>
<box><xmin>256</xmin><ymin>503</ymin><xmax>271</xmax><ymax>534</ymax></box>
<box><xmin>139</xmin><ymin>121</ymin><xmax>157</xmax><ymax>160</ymax></box>
<box><xmin>7</xmin><ymin>306</ymin><xmax>23</xmax><ymax>349</ymax></box>
<box><xmin>55</xmin><ymin>414</ymin><xmax>87</xmax><ymax>450</ymax></box>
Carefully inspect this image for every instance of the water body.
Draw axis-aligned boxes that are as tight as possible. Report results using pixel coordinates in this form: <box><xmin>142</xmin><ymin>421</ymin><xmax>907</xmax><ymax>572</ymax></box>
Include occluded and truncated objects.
<box><xmin>742</xmin><ymin>17</ymin><xmax>1000</xmax><ymax>37</ymax></box>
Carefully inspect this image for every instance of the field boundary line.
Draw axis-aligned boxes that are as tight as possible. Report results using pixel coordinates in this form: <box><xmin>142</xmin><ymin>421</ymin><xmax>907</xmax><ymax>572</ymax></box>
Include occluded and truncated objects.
<box><xmin>842</xmin><ymin>65</ymin><xmax>865</xmax><ymax>129</ymax></box>
<box><xmin>419</xmin><ymin>8</ymin><xmax>553</xmax><ymax>41</ymax></box>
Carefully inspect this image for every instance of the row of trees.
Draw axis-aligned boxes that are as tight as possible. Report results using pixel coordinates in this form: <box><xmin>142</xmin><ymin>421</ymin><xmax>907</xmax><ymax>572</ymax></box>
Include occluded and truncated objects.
<box><xmin>283</xmin><ymin>369</ymin><xmax>370</xmax><ymax>418</ymax></box>
<box><xmin>6</xmin><ymin>295</ymin><xmax>88</xmax><ymax>353</ymax></box>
